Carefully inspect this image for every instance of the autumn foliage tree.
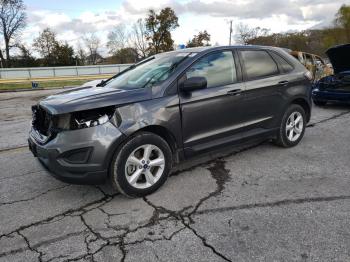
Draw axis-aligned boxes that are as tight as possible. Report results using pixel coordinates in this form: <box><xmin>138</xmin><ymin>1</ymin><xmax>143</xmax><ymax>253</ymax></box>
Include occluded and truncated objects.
<box><xmin>145</xmin><ymin>7</ymin><xmax>179</xmax><ymax>54</ymax></box>
<box><xmin>187</xmin><ymin>30</ymin><xmax>211</xmax><ymax>47</ymax></box>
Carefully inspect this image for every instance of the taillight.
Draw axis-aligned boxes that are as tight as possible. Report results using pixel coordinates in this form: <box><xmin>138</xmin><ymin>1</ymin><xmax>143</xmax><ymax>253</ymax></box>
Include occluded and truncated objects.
<box><xmin>304</xmin><ymin>71</ymin><xmax>313</xmax><ymax>81</ymax></box>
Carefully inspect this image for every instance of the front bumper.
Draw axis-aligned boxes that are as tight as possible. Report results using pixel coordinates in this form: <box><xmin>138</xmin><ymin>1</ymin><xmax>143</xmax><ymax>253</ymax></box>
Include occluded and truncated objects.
<box><xmin>28</xmin><ymin>122</ymin><xmax>125</xmax><ymax>184</ymax></box>
<box><xmin>312</xmin><ymin>89</ymin><xmax>350</xmax><ymax>102</ymax></box>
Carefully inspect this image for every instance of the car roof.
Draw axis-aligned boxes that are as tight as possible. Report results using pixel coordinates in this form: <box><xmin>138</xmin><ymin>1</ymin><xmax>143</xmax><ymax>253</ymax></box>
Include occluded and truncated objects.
<box><xmin>163</xmin><ymin>45</ymin><xmax>285</xmax><ymax>55</ymax></box>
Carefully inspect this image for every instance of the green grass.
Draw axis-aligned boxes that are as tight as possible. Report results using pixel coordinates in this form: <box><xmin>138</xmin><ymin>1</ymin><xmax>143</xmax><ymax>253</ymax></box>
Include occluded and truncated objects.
<box><xmin>0</xmin><ymin>79</ymin><xmax>93</xmax><ymax>91</ymax></box>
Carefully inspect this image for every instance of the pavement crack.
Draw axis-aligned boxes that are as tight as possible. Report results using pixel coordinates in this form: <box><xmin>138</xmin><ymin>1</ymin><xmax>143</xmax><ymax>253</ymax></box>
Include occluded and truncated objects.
<box><xmin>17</xmin><ymin>231</ymin><xmax>43</xmax><ymax>262</ymax></box>
<box><xmin>196</xmin><ymin>195</ymin><xmax>350</xmax><ymax>216</ymax></box>
<box><xmin>0</xmin><ymin>145</ymin><xmax>27</xmax><ymax>154</ymax></box>
<box><xmin>142</xmin><ymin>197</ymin><xmax>231</xmax><ymax>261</ymax></box>
<box><xmin>124</xmin><ymin>227</ymin><xmax>186</xmax><ymax>246</ymax></box>
<box><xmin>0</xmin><ymin>194</ymin><xmax>114</xmax><ymax>239</ymax></box>
<box><xmin>307</xmin><ymin>110</ymin><xmax>350</xmax><ymax>128</ymax></box>
<box><xmin>181</xmin><ymin>220</ymin><xmax>232</xmax><ymax>262</ymax></box>
<box><xmin>28</xmin><ymin>231</ymin><xmax>88</xmax><ymax>251</ymax></box>
<box><xmin>0</xmin><ymin>184</ymin><xmax>71</xmax><ymax>206</ymax></box>
<box><xmin>80</xmin><ymin>213</ymin><xmax>109</xmax><ymax>243</ymax></box>
<box><xmin>0</xmin><ymin>170</ymin><xmax>43</xmax><ymax>181</ymax></box>
<box><xmin>94</xmin><ymin>185</ymin><xmax>118</xmax><ymax>198</ymax></box>
<box><xmin>187</xmin><ymin>159</ymin><xmax>231</xmax><ymax>221</ymax></box>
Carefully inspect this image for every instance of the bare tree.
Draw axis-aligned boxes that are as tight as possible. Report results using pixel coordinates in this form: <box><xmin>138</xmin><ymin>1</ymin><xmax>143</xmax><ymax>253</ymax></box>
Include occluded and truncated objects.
<box><xmin>130</xmin><ymin>19</ymin><xmax>148</xmax><ymax>59</ymax></box>
<box><xmin>0</xmin><ymin>0</ymin><xmax>26</xmax><ymax>67</ymax></box>
<box><xmin>107</xmin><ymin>24</ymin><xmax>129</xmax><ymax>55</ymax></box>
<box><xmin>33</xmin><ymin>28</ymin><xmax>57</xmax><ymax>65</ymax></box>
<box><xmin>235</xmin><ymin>23</ymin><xmax>270</xmax><ymax>45</ymax></box>
<box><xmin>83</xmin><ymin>34</ymin><xmax>101</xmax><ymax>65</ymax></box>
<box><xmin>76</xmin><ymin>41</ymin><xmax>86</xmax><ymax>65</ymax></box>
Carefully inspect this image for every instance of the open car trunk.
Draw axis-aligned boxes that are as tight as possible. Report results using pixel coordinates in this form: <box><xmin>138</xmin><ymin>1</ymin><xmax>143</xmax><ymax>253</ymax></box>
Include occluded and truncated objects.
<box><xmin>326</xmin><ymin>44</ymin><xmax>350</xmax><ymax>74</ymax></box>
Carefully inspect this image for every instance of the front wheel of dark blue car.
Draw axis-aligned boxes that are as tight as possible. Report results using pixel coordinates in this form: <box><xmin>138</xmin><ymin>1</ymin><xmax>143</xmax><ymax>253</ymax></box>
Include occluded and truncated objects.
<box><xmin>109</xmin><ymin>132</ymin><xmax>172</xmax><ymax>198</ymax></box>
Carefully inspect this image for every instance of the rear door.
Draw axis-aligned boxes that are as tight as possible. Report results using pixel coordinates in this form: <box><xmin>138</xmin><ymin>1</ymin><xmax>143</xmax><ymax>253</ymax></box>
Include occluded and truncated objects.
<box><xmin>238</xmin><ymin>49</ymin><xmax>289</xmax><ymax>131</ymax></box>
<box><xmin>179</xmin><ymin>50</ymin><xmax>247</xmax><ymax>155</ymax></box>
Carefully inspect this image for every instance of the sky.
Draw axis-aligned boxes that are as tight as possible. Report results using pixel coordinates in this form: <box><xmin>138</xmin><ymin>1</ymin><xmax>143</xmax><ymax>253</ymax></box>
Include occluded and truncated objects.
<box><xmin>22</xmin><ymin>0</ymin><xmax>349</xmax><ymax>55</ymax></box>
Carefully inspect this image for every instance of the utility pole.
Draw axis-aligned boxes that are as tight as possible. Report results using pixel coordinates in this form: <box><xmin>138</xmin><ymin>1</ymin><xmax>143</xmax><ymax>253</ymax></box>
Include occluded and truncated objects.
<box><xmin>229</xmin><ymin>20</ymin><xmax>233</xmax><ymax>46</ymax></box>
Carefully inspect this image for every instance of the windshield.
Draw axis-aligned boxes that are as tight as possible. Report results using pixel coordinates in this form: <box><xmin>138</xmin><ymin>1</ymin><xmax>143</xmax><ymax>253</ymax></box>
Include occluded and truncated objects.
<box><xmin>104</xmin><ymin>52</ymin><xmax>193</xmax><ymax>90</ymax></box>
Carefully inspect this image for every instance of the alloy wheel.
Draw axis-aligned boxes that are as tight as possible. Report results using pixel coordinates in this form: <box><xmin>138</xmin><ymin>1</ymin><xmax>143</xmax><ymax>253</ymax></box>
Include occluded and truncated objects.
<box><xmin>285</xmin><ymin>111</ymin><xmax>304</xmax><ymax>142</ymax></box>
<box><xmin>124</xmin><ymin>144</ymin><xmax>165</xmax><ymax>189</ymax></box>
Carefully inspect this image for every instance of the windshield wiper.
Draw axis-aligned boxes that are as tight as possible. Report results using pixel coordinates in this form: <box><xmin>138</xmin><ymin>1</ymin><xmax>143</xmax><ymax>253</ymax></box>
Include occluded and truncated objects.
<box><xmin>142</xmin><ymin>53</ymin><xmax>192</xmax><ymax>88</ymax></box>
<box><xmin>97</xmin><ymin>56</ymin><xmax>156</xmax><ymax>87</ymax></box>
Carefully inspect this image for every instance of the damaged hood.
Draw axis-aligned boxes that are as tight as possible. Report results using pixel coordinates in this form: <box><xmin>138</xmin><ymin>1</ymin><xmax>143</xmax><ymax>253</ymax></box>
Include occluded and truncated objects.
<box><xmin>326</xmin><ymin>44</ymin><xmax>350</xmax><ymax>74</ymax></box>
<box><xmin>39</xmin><ymin>86</ymin><xmax>151</xmax><ymax>115</ymax></box>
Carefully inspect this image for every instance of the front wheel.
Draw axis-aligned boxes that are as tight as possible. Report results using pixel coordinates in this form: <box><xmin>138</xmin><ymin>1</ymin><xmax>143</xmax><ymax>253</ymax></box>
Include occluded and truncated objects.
<box><xmin>110</xmin><ymin>132</ymin><xmax>172</xmax><ymax>197</ymax></box>
<box><xmin>274</xmin><ymin>104</ymin><xmax>306</xmax><ymax>148</ymax></box>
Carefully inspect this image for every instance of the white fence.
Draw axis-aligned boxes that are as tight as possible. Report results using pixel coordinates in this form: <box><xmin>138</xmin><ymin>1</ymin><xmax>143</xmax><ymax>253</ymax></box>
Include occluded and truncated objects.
<box><xmin>0</xmin><ymin>64</ymin><xmax>132</xmax><ymax>80</ymax></box>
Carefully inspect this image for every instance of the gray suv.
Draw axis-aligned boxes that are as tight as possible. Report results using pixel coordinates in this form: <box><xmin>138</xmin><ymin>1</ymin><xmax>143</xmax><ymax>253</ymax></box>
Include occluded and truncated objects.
<box><xmin>28</xmin><ymin>46</ymin><xmax>312</xmax><ymax>197</ymax></box>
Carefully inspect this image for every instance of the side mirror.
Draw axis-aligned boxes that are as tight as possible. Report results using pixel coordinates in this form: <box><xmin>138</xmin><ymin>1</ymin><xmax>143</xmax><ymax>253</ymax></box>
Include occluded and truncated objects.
<box><xmin>180</xmin><ymin>77</ymin><xmax>207</xmax><ymax>92</ymax></box>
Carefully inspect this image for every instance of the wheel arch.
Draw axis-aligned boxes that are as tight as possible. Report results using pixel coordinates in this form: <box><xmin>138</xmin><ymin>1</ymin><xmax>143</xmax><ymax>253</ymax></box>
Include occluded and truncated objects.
<box><xmin>105</xmin><ymin>124</ymin><xmax>180</xmax><ymax>179</ymax></box>
<box><xmin>289</xmin><ymin>97</ymin><xmax>311</xmax><ymax>123</ymax></box>
<box><xmin>136</xmin><ymin>125</ymin><xmax>179</xmax><ymax>155</ymax></box>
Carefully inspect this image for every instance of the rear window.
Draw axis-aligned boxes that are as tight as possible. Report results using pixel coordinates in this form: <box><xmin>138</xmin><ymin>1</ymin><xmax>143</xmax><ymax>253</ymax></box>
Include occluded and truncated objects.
<box><xmin>241</xmin><ymin>50</ymin><xmax>279</xmax><ymax>80</ymax></box>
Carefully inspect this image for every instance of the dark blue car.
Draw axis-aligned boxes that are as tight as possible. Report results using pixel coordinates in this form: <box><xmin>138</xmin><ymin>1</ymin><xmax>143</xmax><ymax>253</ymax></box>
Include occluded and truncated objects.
<box><xmin>312</xmin><ymin>44</ymin><xmax>350</xmax><ymax>106</ymax></box>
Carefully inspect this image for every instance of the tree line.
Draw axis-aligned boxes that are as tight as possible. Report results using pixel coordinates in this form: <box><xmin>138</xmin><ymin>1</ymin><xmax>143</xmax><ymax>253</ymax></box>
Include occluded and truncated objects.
<box><xmin>0</xmin><ymin>2</ymin><xmax>211</xmax><ymax>68</ymax></box>
<box><xmin>235</xmin><ymin>4</ymin><xmax>350</xmax><ymax>57</ymax></box>
<box><xmin>0</xmin><ymin>0</ymin><xmax>349</xmax><ymax>68</ymax></box>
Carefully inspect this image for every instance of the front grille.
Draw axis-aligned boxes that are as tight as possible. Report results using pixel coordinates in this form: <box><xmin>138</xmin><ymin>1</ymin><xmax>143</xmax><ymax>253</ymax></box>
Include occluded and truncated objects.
<box><xmin>32</xmin><ymin>105</ymin><xmax>53</xmax><ymax>138</ymax></box>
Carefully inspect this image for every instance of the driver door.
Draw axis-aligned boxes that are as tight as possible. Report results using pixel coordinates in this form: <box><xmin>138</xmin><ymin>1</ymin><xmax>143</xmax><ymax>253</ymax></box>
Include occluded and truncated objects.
<box><xmin>179</xmin><ymin>50</ymin><xmax>246</xmax><ymax>156</ymax></box>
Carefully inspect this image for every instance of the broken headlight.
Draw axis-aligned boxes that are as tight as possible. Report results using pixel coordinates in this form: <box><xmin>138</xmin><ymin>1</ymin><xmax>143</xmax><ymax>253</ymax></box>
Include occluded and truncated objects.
<box><xmin>56</xmin><ymin>106</ymin><xmax>116</xmax><ymax>130</ymax></box>
<box><xmin>75</xmin><ymin>114</ymin><xmax>110</xmax><ymax>128</ymax></box>
<box><xmin>72</xmin><ymin>107</ymin><xmax>116</xmax><ymax>129</ymax></box>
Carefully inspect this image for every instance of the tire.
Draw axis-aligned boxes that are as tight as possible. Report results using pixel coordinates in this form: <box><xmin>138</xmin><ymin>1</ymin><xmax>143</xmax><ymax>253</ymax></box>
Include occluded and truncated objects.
<box><xmin>313</xmin><ymin>100</ymin><xmax>327</xmax><ymax>106</ymax></box>
<box><xmin>274</xmin><ymin>104</ymin><xmax>306</xmax><ymax>148</ymax></box>
<box><xmin>109</xmin><ymin>132</ymin><xmax>172</xmax><ymax>197</ymax></box>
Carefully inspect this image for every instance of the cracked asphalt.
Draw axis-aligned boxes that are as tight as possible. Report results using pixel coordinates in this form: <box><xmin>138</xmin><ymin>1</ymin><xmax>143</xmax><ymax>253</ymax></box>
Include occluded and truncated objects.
<box><xmin>0</xmin><ymin>90</ymin><xmax>349</xmax><ymax>262</ymax></box>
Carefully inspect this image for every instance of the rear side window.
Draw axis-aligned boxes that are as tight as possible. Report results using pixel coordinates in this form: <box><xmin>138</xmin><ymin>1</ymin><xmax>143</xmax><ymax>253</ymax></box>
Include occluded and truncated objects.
<box><xmin>186</xmin><ymin>51</ymin><xmax>237</xmax><ymax>88</ymax></box>
<box><xmin>241</xmin><ymin>50</ymin><xmax>279</xmax><ymax>80</ymax></box>
<box><xmin>270</xmin><ymin>52</ymin><xmax>294</xmax><ymax>73</ymax></box>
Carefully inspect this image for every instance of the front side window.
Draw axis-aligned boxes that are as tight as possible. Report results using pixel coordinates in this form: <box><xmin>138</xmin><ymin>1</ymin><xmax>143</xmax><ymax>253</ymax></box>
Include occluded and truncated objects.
<box><xmin>241</xmin><ymin>50</ymin><xmax>279</xmax><ymax>80</ymax></box>
<box><xmin>186</xmin><ymin>51</ymin><xmax>237</xmax><ymax>88</ymax></box>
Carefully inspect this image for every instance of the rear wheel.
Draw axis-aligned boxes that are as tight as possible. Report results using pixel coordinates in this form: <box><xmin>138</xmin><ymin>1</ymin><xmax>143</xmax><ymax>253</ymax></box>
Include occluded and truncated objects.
<box><xmin>313</xmin><ymin>100</ymin><xmax>327</xmax><ymax>106</ymax></box>
<box><xmin>274</xmin><ymin>104</ymin><xmax>306</xmax><ymax>148</ymax></box>
<box><xmin>110</xmin><ymin>132</ymin><xmax>172</xmax><ymax>197</ymax></box>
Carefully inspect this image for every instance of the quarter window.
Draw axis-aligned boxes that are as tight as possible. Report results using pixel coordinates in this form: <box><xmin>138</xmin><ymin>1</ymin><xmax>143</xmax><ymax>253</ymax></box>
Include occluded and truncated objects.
<box><xmin>241</xmin><ymin>50</ymin><xmax>279</xmax><ymax>80</ymax></box>
<box><xmin>270</xmin><ymin>52</ymin><xmax>294</xmax><ymax>73</ymax></box>
<box><xmin>186</xmin><ymin>51</ymin><xmax>237</xmax><ymax>88</ymax></box>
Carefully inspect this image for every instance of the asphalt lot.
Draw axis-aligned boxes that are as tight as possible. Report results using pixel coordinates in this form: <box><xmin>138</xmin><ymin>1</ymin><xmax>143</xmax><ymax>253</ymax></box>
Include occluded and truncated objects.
<box><xmin>0</xmin><ymin>89</ymin><xmax>349</xmax><ymax>262</ymax></box>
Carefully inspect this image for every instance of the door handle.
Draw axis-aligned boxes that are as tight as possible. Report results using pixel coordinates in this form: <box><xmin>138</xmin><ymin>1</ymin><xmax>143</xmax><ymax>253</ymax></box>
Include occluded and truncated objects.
<box><xmin>227</xmin><ymin>89</ymin><xmax>242</xmax><ymax>96</ymax></box>
<box><xmin>278</xmin><ymin>80</ymin><xmax>289</xmax><ymax>86</ymax></box>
